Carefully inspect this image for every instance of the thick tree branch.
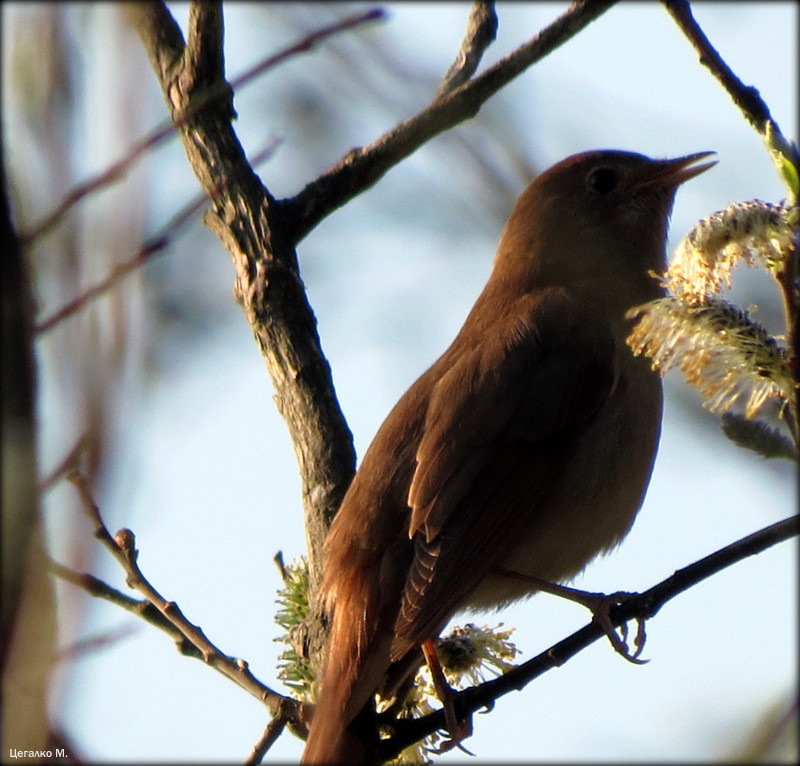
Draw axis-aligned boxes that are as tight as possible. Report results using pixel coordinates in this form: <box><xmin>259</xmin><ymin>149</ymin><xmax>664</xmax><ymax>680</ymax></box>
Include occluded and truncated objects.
<box><xmin>185</xmin><ymin>3</ymin><xmax>225</xmax><ymax>87</ymax></box>
<box><xmin>278</xmin><ymin>0</ymin><xmax>617</xmax><ymax>244</ymax></box>
<box><xmin>127</xmin><ymin>2</ymin><xmax>358</xmax><ymax>616</ymax></box>
<box><xmin>125</xmin><ymin>1</ymin><xmax>185</xmax><ymax>84</ymax></box>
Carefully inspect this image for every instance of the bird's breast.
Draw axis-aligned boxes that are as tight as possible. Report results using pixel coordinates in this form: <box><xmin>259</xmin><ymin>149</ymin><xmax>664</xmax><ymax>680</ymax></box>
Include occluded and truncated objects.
<box><xmin>465</xmin><ymin>356</ymin><xmax>662</xmax><ymax>611</ymax></box>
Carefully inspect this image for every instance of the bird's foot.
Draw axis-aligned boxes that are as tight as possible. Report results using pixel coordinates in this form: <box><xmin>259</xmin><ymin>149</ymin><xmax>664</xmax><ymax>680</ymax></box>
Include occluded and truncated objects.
<box><xmin>497</xmin><ymin>570</ymin><xmax>648</xmax><ymax>664</ymax></box>
<box><xmin>421</xmin><ymin>639</ymin><xmax>475</xmax><ymax>755</ymax></box>
<box><xmin>579</xmin><ymin>588</ymin><xmax>647</xmax><ymax>664</ymax></box>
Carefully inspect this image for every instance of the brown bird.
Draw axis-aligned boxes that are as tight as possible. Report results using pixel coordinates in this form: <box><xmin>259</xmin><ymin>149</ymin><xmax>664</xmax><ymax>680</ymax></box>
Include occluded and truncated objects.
<box><xmin>301</xmin><ymin>149</ymin><xmax>716</xmax><ymax>764</ymax></box>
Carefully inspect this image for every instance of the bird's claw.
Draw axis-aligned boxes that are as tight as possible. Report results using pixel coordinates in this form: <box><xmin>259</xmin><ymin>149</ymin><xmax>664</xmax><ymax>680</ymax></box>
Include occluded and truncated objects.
<box><xmin>432</xmin><ymin>715</ymin><xmax>474</xmax><ymax>756</ymax></box>
<box><xmin>589</xmin><ymin>590</ymin><xmax>648</xmax><ymax>664</ymax></box>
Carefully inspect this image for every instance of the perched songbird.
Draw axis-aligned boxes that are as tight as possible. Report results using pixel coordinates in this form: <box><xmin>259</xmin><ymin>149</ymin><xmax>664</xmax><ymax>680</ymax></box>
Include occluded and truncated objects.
<box><xmin>301</xmin><ymin>149</ymin><xmax>716</xmax><ymax>764</ymax></box>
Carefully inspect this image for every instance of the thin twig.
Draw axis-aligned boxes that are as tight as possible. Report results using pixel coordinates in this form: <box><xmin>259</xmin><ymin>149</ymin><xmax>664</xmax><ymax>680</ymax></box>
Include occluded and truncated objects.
<box><xmin>38</xmin><ymin>432</ymin><xmax>90</xmax><ymax>493</ymax></box>
<box><xmin>33</xmin><ymin>137</ymin><xmax>282</xmax><ymax>335</ymax></box>
<box><xmin>379</xmin><ymin>514</ymin><xmax>800</xmax><ymax>758</ymax></box>
<box><xmin>65</xmin><ymin>471</ymin><xmax>299</xmax><ymax>719</ymax></box>
<box><xmin>53</xmin><ymin>624</ymin><xmax>138</xmax><ymax>663</ymax></box>
<box><xmin>435</xmin><ymin>1</ymin><xmax>498</xmax><ymax>98</ymax></box>
<box><xmin>18</xmin><ymin>7</ymin><xmax>385</xmax><ymax>246</ymax></box>
<box><xmin>47</xmin><ymin>557</ymin><xmax>203</xmax><ymax>659</ymax></box>
<box><xmin>662</xmin><ymin>0</ymin><xmax>795</xmax><ymax>158</ymax></box>
<box><xmin>19</xmin><ymin>124</ymin><xmax>177</xmax><ymax>247</ymax></box>
<box><xmin>33</xmin><ymin>193</ymin><xmax>201</xmax><ymax>334</ymax></box>
<box><xmin>232</xmin><ymin>7</ymin><xmax>385</xmax><ymax>94</ymax></box>
<box><xmin>244</xmin><ymin>711</ymin><xmax>289</xmax><ymax>766</ymax></box>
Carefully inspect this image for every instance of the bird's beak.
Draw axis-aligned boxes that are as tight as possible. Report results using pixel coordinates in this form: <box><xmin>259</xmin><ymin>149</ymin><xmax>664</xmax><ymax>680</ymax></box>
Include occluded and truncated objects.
<box><xmin>640</xmin><ymin>151</ymin><xmax>718</xmax><ymax>189</ymax></box>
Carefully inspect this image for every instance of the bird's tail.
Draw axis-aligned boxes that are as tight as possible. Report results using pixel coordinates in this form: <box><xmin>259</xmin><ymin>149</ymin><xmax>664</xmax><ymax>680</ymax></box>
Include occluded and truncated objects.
<box><xmin>301</xmin><ymin>573</ymin><xmax>391</xmax><ymax>764</ymax></box>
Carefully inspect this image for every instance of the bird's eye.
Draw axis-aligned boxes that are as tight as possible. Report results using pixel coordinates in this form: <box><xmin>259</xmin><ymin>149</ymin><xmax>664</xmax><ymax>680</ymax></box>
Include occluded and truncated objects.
<box><xmin>586</xmin><ymin>167</ymin><xmax>618</xmax><ymax>194</ymax></box>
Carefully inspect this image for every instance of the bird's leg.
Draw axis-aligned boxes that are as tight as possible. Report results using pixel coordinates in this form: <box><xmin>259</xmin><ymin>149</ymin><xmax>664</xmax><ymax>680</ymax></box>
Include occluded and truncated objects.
<box><xmin>420</xmin><ymin>639</ymin><xmax>474</xmax><ymax>754</ymax></box>
<box><xmin>497</xmin><ymin>570</ymin><xmax>647</xmax><ymax>664</ymax></box>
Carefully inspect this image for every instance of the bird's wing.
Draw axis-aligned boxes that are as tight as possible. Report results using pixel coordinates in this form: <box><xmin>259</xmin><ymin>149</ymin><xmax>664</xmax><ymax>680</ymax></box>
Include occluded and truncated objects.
<box><xmin>394</xmin><ymin>288</ymin><xmax>616</xmax><ymax>656</ymax></box>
